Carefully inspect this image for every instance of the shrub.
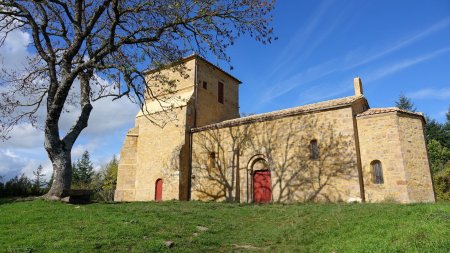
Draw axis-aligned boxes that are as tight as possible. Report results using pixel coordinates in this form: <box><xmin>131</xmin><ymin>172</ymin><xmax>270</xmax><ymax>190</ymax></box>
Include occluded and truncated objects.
<box><xmin>433</xmin><ymin>162</ymin><xmax>450</xmax><ymax>201</ymax></box>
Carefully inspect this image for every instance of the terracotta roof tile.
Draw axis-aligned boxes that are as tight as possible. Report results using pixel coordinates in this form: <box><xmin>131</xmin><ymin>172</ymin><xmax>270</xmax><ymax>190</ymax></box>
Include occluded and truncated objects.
<box><xmin>356</xmin><ymin>107</ymin><xmax>424</xmax><ymax>118</ymax></box>
<box><xmin>192</xmin><ymin>95</ymin><xmax>367</xmax><ymax>132</ymax></box>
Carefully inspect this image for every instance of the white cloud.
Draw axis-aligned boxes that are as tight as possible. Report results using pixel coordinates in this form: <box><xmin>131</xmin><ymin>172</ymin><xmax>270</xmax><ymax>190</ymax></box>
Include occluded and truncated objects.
<box><xmin>20</xmin><ymin>159</ymin><xmax>53</xmax><ymax>181</ymax></box>
<box><xmin>0</xmin><ymin>149</ymin><xmax>27</xmax><ymax>179</ymax></box>
<box><xmin>354</xmin><ymin>16</ymin><xmax>450</xmax><ymax>68</ymax></box>
<box><xmin>0</xmin><ymin>28</ymin><xmax>31</xmax><ymax>70</ymax></box>
<box><xmin>0</xmin><ymin>123</ymin><xmax>43</xmax><ymax>149</ymax></box>
<box><xmin>58</xmin><ymin>97</ymin><xmax>137</xmax><ymax>136</ymax></box>
<box><xmin>268</xmin><ymin>0</ymin><xmax>334</xmax><ymax>75</ymax></box>
<box><xmin>367</xmin><ymin>47</ymin><xmax>450</xmax><ymax>82</ymax></box>
<box><xmin>0</xmin><ymin>94</ymin><xmax>137</xmax><ymax>180</ymax></box>
<box><xmin>407</xmin><ymin>87</ymin><xmax>450</xmax><ymax>100</ymax></box>
<box><xmin>86</xmin><ymin>97</ymin><xmax>138</xmax><ymax>135</ymax></box>
<box><xmin>72</xmin><ymin>138</ymin><xmax>103</xmax><ymax>159</ymax></box>
<box><xmin>0</xmin><ymin>26</ymin><xmax>138</xmax><ymax>180</ymax></box>
<box><xmin>296</xmin><ymin>79</ymin><xmax>354</xmax><ymax>105</ymax></box>
<box><xmin>257</xmin><ymin>17</ymin><xmax>450</xmax><ymax>107</ymax></box>
<box><xmin>57</xmin><ymin>75</ymin><xmax>139</xmax><ymax>136</ymax></box>
<box><xmin>0</xmin><ymin>149</ymin><xmax>52</xmax><ymax>180</ymax></box>
<box><xmin>262</xmin><ymin>47</ymin><xmax>450</xmax><ymax>108</ymax></box>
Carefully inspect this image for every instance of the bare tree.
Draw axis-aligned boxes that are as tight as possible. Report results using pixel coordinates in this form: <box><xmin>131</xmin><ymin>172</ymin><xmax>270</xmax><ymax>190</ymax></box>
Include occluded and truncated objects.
<box><xmin>0</xmin><ymin>0</ymin><xmax>275</xmax><ymax>199</ymax></box>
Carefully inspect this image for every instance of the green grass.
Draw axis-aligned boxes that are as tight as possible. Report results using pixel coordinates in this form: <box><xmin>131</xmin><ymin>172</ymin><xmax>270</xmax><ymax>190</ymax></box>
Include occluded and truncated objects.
<box><xmin>1</xmin><ymin>199</ymin><xmax>450</xmax><ymax>252</ymax></box>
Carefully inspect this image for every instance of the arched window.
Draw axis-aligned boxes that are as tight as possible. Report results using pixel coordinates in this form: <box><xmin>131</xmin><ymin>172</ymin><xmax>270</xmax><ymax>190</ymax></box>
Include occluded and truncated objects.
<box><xmin>371</xmin><ymin>160</ymin><xmax>384</xmax><ymax>184</ymax></box>
<box><xmin>310</xmin><ymin>140</ymin><xmax>319</xmax><ymax>160</ymax></box>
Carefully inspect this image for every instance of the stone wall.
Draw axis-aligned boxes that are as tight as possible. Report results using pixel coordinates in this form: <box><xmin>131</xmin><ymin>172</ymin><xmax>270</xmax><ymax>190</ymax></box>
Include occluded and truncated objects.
<box><xmin>114</xmin><ymin>127</ymin><xmax>139</xmax><ymax>201</ymax></box>
<box><xmin>397</xmin><ymin>114</ymin><xmax>435</xmax><ymax>202</ymax></box>
<box><xmin>115</xmin><ymin>56</ymin><xmax>435</xmax><ymax>204</ymax></box>
<box><xmin>195</xmin><ymin>58</ymin><xmax>240</xmax><ymax>126</ymax></box>
<box><xmin>357</xmin><ymin>111</ymin><xmax>435</xmax><ymax>203</ymax></box>
<box><xmin>191</xmin><ymin>105</ymin><xmax>363</xmax><ymax>203</ymax></box>
<box><xmin>357</xmin><ymin>112</ymin><xmax>409</xmax><ymax>202</ymax></box>
<box><xmin>115</xmin><ymin>58</ymin><xmax>196</xmax><ymax>201</ymax></box>
<box><xmin>115</xmin><ymin>56</ymin><xmax>242</xmax><ymax>201</ymax></box>
<box><xmin>133</xmin><ymin>106</ymin><xmax>192</xmax><ymax>201</ymax></box>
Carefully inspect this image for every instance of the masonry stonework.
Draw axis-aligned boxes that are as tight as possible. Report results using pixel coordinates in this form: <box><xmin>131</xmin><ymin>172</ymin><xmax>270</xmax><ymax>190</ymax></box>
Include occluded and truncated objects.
<box><xmin>191</xmin><ymin>105</ymin><xmax>363</xmax><ymax>203</ymax></box>
<box><xmin>115</xmin><ymin>56</ymin><xmax>435</xmax><ymax>203</ymax></box>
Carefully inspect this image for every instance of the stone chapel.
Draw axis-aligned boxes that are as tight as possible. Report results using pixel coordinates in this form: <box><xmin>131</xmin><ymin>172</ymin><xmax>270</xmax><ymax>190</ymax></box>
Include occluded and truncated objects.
<box><xmin>114</xmin><ymin>55</ymin><xmax>435</xmax><ymax>203</ymax></box>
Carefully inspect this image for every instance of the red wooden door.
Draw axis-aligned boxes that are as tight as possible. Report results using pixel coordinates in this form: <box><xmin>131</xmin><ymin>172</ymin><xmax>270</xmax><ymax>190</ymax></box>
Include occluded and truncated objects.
<box><xmin>253</xmin><ymin>170</ymin><xmax>271</xmax><ymax>203</ymax></box>
<box><xmin>155</xmin><ymin>179</ymin><xmax>163</xmax><ymax>201</ymax></box>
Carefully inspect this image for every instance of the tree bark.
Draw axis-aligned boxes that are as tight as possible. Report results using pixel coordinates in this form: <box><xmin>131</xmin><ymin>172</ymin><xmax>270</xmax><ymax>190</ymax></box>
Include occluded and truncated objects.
<box><xmin>45</xmin><ymin>147</ymin><xmax>72</xmax><ymax>199</ymax></box>
<box><xmin>44</xmin><ymin>71</ymin><xmax>93</xmax><ymax>200</ymax></box>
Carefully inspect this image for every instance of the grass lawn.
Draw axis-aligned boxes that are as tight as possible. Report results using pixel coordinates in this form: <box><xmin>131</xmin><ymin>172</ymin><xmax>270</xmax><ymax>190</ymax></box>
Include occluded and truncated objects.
<box><xmin>1</xmin><ymin>199</ymin><xmax>450</xmax><ymax>252</ymax></box>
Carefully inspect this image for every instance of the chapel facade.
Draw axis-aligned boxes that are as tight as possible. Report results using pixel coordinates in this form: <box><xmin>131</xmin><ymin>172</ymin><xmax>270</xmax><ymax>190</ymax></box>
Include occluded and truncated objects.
<box><xmin>114</xmin><ymin>55</ymin><xmax>435</xmax><ymax>203</ymax></box>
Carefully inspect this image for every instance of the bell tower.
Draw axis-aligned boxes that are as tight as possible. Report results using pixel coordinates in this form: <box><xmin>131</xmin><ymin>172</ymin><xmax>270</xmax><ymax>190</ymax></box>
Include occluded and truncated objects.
<box><xmin>115</xmin><ymin>55</ymin><xmax>241</xmax><ymax>201</ymax></box>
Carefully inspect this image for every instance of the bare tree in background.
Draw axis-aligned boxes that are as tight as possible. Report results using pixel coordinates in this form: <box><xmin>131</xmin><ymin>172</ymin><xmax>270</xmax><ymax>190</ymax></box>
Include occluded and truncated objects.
<box><xmin>0</xmin><ymin>0</ymin><xmax>275</xmax><ymax>199</ymax></box>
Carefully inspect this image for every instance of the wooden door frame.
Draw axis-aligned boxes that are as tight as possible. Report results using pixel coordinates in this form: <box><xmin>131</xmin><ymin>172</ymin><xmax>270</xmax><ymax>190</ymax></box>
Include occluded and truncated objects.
<box><xmin>247</xmin><ymin>155</ymin><xmax>267</xmax><ymax>203</ymax></box>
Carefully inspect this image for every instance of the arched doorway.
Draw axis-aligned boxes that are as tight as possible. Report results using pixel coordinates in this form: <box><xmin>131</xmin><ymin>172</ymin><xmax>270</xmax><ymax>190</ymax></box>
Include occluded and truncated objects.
<box><xmin>155</xmin><ymin>178</ymin><xmax>163</xmax><ymax>201</ymax></box>
<box><xmin>252</xmin><ymin>159</ymin><xmax>271</xmax><ymax>203</ymax></box>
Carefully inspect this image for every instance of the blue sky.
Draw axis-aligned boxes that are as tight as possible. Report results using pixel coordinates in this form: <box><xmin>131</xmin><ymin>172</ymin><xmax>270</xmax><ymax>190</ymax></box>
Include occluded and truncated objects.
<box><xmin>226</xmin><ymin>0</ymin><xmax>450</xmax><ymax>120</ymax></box>
<box><xmin>1</xmin><ymin>0</ymin><xmax>449</xmax><ymax>180</ymax></box>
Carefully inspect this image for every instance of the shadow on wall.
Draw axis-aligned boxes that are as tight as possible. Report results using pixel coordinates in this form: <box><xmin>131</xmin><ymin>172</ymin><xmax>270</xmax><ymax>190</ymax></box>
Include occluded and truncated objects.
<box><xmin>191</xmin><ymin>114</ymin><xmax>358</xmax><ymax>203</ymax></box>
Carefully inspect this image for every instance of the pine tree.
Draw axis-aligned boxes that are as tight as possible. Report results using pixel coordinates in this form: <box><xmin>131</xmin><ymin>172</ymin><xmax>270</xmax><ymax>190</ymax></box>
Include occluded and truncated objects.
<box><xmin>446</xmin><ymin>106</ymin><xmax>450</xmax><ymax>124</ymax></box>
<box><xmin>4</xmin><ymin>174</ymin><xmax>33</xmax><ymax>197</ymax></box>
<box><xmin>72</xmin><ymin>162</ymin><xmax>79</xmax><ymax>184</ymax></box>
<box><xmin>72</xmin><ymin>151</ymin><xmax>95</xmax><ymax>188</ymax></box>
<box><xmin>0</xmin><ymin>175</ymin><xmax>4</xmax><ymax>196</ymax></box>
<box><xmin>445</xmin><ymin>106</ymin><xmax>450</xmax><ymax>147</ymax></box>
<box><xmin>427</xmin><ymin>140</ymin><xmax>450</xmax><ymax>173</ymax></box>
<box><xmin>46</xmin><ymin>171</ymin><xmax>54</xmax><ymax>191</ymax></box>
<box><xmin>32</xmin><ymin>165</ymin><xmax>46</xmax><ymax>194</ymax></box>
<box><xmin>425</xmin><ymin>116</ymin><xmax>450</xmax><ymax>148</ymax></box>
<box><xmin>395</xmin><ymin>94</ymin><xmax>416</xmax><ymax>112</ymax></box>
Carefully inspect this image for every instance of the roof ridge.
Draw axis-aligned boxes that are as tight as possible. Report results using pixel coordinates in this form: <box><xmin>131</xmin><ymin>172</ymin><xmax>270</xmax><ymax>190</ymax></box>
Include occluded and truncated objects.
<box><xmin>192</xmin><ymin>95</ymin><xmax>366</xmax><ymax>132</ymax></box>
<box><xmin>357</xmin><ymin>107</ymin><xmax>424</xmax><ymax>117</ymax></box>
<box><xmin>189</xmin><ymin>55</ymin><xmax>242</xmax><ymax>84</ymax></box>
<box><xmin>144</xmin><ymin>55</ymin><xmax>242</xmax><ymax>84</ymax></box>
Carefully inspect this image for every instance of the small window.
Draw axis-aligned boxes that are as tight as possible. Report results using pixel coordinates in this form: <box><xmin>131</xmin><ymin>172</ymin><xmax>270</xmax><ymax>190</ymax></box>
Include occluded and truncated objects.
<box><xmin>218</xmin><ymin>82</ymin><xmax>224</xmax><ymax>104</ymax></box>
<box><xmin>310</xmin><ymin>140</ymin><xmax>319</xmax><ymax>160</ymax></box>
<box><xmin>371</xmin><ymin>160</ymin><xmax>384</xmax><ymax>184</ymax></box>
<box><xmin>208</xmin><ymin>152</ymin><xmax>216</xmax><ymax>172</ymax></box>
<box><xmin>203</xmin><ymin>81</ymin><xmax>207</xmax><ymax>89</ymax></box>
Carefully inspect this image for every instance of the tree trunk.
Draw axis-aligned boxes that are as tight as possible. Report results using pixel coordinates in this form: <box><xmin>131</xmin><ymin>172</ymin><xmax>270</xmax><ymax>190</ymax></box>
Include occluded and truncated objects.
<box><xmin>44</xmin><ymin>70</ymin><xmax>93</xmax><ymax>200</ymax></box>
<box><xmin>45</xmin><ymin>146</ymin><xmax>72</xmax><ymax>199</ymax></box>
